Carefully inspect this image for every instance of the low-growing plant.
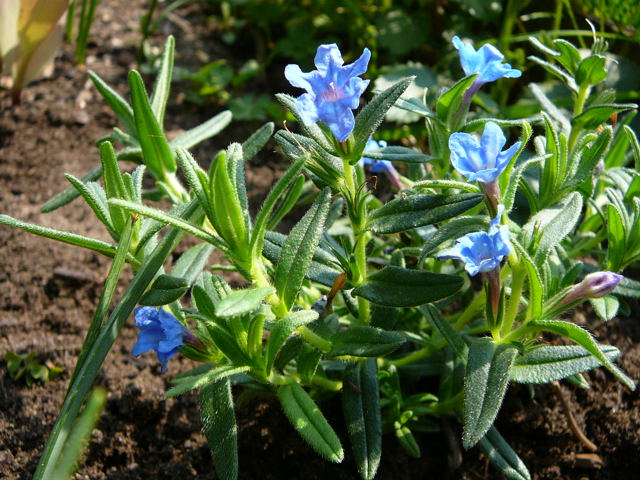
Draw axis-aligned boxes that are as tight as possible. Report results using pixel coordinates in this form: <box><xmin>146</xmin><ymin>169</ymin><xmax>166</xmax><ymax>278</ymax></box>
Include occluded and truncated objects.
<box><xmin>5</xmin><ymin>351</ymin><xmax>64</xmax><ymax>387</ymax></box>
<box><xmin>3</xmin><ymin>29</ymin><xmax>639</xmax><ymax>480</ymax></box>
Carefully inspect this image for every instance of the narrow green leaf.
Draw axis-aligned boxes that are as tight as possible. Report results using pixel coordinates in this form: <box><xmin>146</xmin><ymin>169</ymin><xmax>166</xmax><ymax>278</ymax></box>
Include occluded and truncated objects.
<box><xmin>589</xmin><ymin>295</ymin><xmax>619</xmax><ymax>321</ymax></box>
<box><xmin>606</xmin><ymin>203</ymin><xmax>626</xmax><ymax>271</ymax></box>
<box><xmin>478</xmin><ymin>426</ymin><xmax>531</xmax><ymax>480</ymax></box>
<box><xmin>250</xmin><ymin>158</ymin><xmax>306</xmax><ymax>259</ymax></box>
<box><xmin>167</xmin><ymin>365</ymin><xmax>249</xmax><ymax>398</ymax></box>
<box><xmin>352</xmin><ymin>266</ymin><xmax>463</xmax><ymax>308</ymax></box>
<box><xmin>99</xmin><ymin>142</ymin><xmax>128</xmax><ymax>232</ymax></box>
<box><xmin>263</xmin><ymin>231</ymin><xmax>341</xmax><ymax>288</ymax></box>
<box><xmin>413</xmin><ymin>179</ymin><xmax>481</xmax><ymax>193</ymax></box>
<box><xmin>150</xmin><ymin>36</ymin><xmax>175</xmax><ymax>128</ymax></box>
<box><xmin>139</xmin><ymin>274</ymin><xmax>189</xmax><ymax>306</ymax></box>
<box><xmin>421</xmin><ymin>304</ymin><xmax>468</xmax><ymax>359</ymax></box>
<box><xmin>368</xmin><ymin>193</ymin><xmax>483</xmax><ymax>234</ymax></box>
<box><xmin>241</xmin><ymin>122</ymin><xmax>274</xmax><ymax>161</ymax></box>
<box><xmin>275</xmin><ymin>188</ymin><xmax>331</xmax><ymax>310</ymax></box>
<box><xmin>129</xmin><ymin>70</ymin><xmax>175</xmax><ymax>176</ymax></box>
<box><xmin>572</xmin><ymin>104</ymin><xmax>636</xmax><ymax>130</ymax></box>
<box><xmin>88</xmin><ymin>71</ymin><xmax>135</xmax><ymax>134</ymax></box>
<box><xmin>200</xmin><ymin>379</ymin><xmax>238</xmax><ymax>480</ymax></box>
<box><xmin>353</xmin><ymin>77</ymin><xmax>413</xmax><ymax>154</ymax></box>
<box><xmin>329</xmin><ymin>326</ymin><xmax>405</xmax><ymax>357</ymax></box>
<box><xmin>171</xmin><ymin>111</ymin><xmax>232</xmax><ymax>149</ymax></box>
<box><xmin>0</xmin><ymin>214</ymin><xmax>138</xmax><ymax>267</ymax></box>
<box><xmin>342</xmin><ymin>359</ymin><xmax>381</xmax><ymax>480</ymax></box>
<box><xmin>40</xmin><ymin>165</ymin><xmax>103</xmax><ymax>213</ymax></box>
<box><xmin>277</xmin><ymin>383</ymin><xmax>344</xmax><ymax>463</ymax></box>
<box><xmin>576</xmin><ymin>55</ymin><xmax>607</xmax><ymax>86</ymax></box>
<box><xmin>362</xmin><ymin>146</ymin><xmax>433</xmax><ymax>164</ymax></box>
<box><xmin>463</xmin><ymin>338</ymin><xmax>517</xmax><ymax>449</ymax></box>
<box><xmin>623</xmin><ymin>124</ymin><xmax>640</xmax><ymax>170</ymax></box>
<box><xmin>64</xmin><ymin>174</ymin><xmax>116</xmax><ymax>239</ymax></box>
<box><xmin>503</xmin><ymin>156</ymin><xmax>545</xmax><ymax>213</ymax></box>
<box><xmin>530</xmin><ymin>319</ymin><xmax>635</xmax><ymax>389</ymax></box>
<box><xmin>435</xmin><ymin>74</ymin><xmax>477</xmax><ymax>126</ymax></box>
<box><xmin>214</xmin><ymin>287</ymin><xmax>275</xmax><ymax>318</ymax></box>
<box><xmin>171</xmin><ymin>243</ymin><xmax>214</xmax><ymax>285</ymax></box>
<box><xmin>511</xmin><ymin>345</ymin><xmax>620</xmax><ymax>384</ymax></box>
<box><xmin>265</xmin><ymin>310</ymin><xmax>319</xmax><ymax>374</ymax></box>
<box><xmin>511</xmin><ymin>240</ymin><xmax>544</xmax><ymax>321</ymax></box>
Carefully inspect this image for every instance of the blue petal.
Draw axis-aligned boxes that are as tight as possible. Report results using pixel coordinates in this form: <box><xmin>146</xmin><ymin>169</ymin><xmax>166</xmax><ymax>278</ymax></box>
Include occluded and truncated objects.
<box><xmin>314</xmin><ymin>44</ymin><xmax>344</xmax><ymax>73</ymax></box>
<box><xmin>477</xmin><ymin>43</ymin><xmax>504</xmax><ymax>66</ymax></box>
<box><xmin>496</xmin><ymin>140</ymin><xmax>522</xmax><ymax>172</ymax></box>
<box><xmin>134</xmin><ymin>306</ymin><xmax>159</xmax><ymax>329</ymax></box>
<box><xmin>337</xmin><ymin>48</ymin><xmax>371</xmax><ymax>86</ymax></box>
<box><xmin>466</xmin><ymin>167</ymin><xmax>501</xmax><ymax>183</ymax></box>
<box><xmin>319</xmin><ymin>101</ymin><xmax>355</xmax><ymax>142</ymax></box>
<box><xmin>480</xmin><ymin>122</ymin><xmax>506</xmax><ymax>169</ymax></box>
<box><xmin>132</xmin><ymin>326</ymin><xmax>163</xmax><ymax>356</ymax></box>
<box><xmin>294</xmin><ymin>93</ymin><xmax>320</xmax><ymax>125</ymax></box>
<box><xmin>284</xmin><ymin>64</ymin><xmax>319</xmax><ymax>93</ymax></box>
<box><xmin>156</xmin><ymin>348</ymin><xmax>179</xmax><ymax>373</ymax></box>
<box><xmin>345</xmin><ymin>77</ymin><xmax>370</xmax><ymax>109</ymax></box>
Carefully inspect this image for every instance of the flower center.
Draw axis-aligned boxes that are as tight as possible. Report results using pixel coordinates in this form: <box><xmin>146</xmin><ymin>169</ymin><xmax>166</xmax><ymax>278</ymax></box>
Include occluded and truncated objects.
<box><xmin>321</xmin><ymin>82</ymin><xmax>344</xmax><ymax>102</ymax></box>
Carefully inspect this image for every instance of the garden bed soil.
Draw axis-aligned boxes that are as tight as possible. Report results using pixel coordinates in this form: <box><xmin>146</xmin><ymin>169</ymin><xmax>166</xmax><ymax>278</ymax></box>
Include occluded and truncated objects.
<box><xmin>1</xmin><ymin>1</ymin><xmax>639</xmax><ymax>479</ymax></box>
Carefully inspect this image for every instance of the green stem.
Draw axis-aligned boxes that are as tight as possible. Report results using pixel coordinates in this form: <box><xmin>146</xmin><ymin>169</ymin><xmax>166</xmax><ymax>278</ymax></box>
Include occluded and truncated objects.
<box><xmin>311</xmin><ymin>375</ymin><xmax>342</xmax><ymax>391</ymax></box>
<box><xmin>454</xmin><ymin>293</ymin><xmax>484</xmax><ymax>331</ymax></box>
<box><xmin>568</xmin><ymin>84</ymin><xmax>590</xmax><ymax>151</ymax></box>
<box><xmin>501</xmin><ymin>264</ymin><xmax>525</xmax><ymax>336</ymax></box>
<box><xmin>297</xmin><ymin>325</ymin><xmax>332</xmax><ymax>353</ymax></box>
<box><xmin>392</xmin><ymin>347</ymin><xmax>430</xmax><ymax>368</ymax></box>
<box><xmin>355</xmin><ymin>231</ymin><xmax>370</xmax><ymax>323</ymax></box>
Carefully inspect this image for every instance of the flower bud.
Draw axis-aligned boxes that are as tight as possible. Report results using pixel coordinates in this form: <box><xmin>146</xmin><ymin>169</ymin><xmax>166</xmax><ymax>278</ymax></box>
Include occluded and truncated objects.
<box><xmin>575</xmin><ymin>271</ymin><xmax>622</xmax><ymax>298</ymax></box>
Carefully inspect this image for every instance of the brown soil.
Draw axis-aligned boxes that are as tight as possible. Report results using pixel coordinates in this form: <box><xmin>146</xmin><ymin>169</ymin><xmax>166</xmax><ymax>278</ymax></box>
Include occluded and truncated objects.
<box><xmin>1</xmin><ymin>2</ymin><xmax>639</xmax><ymax>479</ymax></box>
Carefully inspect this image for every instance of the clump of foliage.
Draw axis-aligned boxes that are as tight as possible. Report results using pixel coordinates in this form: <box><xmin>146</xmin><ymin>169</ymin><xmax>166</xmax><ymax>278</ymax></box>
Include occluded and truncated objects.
<box><xmin>5</xmin><ymin>351</ymin><xmax>64</xmax><ymax>387</ymax></box>
<box><xmin>2</xmin><ymin>13</ymin><xmax>639</xmax><ymax>480</ymax></box>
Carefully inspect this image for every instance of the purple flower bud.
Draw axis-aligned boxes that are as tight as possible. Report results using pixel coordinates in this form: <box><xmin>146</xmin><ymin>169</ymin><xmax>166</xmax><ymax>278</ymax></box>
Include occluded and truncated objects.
<box><xmin>132</xmin><ymin>306</ymin><xmax>195</xmax><ymax>372</ymax></box>
<box><xmin>285</xmin><ymin>44</ymin><xmax>371</xmax><ymax>142</ymax></box>
<box><xmin>568</xmin><ymin>272</ymin><xmax>623</xmax><ymax>302</ymax></box>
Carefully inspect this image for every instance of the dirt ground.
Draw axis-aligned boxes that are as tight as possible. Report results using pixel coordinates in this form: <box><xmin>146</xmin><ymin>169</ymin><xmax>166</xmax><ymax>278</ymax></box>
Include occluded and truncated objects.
<box><xmin>1</xmin><ymin>1</ymin><xmax>639</xmax><ymax>479</ymax></box>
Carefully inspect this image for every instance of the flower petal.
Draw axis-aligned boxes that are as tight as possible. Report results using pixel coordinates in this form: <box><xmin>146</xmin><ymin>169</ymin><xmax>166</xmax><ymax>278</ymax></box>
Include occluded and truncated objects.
<box><xmin>314</xmin><ymin>44</ymin><xmax>344</xmax><ymax>73</ymax></box>
<box><xmin>480</xmin><ymin>121</ymin><xmax>506</xmax><ymax>169</ymax></box>
<box><xmin>337</xmin><ymin>48</ymin><xmax>371</xmax><ymax>86</ymax></box>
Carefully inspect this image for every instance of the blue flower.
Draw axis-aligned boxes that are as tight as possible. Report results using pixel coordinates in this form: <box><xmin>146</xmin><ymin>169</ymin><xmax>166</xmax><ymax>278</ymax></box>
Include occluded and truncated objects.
<box><xmin>449</xmin><ymin>121</ymin><xmax>521</xmax><ymax>184</ymax></box>
<box><xmin>361</xmin><ymin>138</ymin><xmax>392</xmax><ymax>173</ymax></box>
<box><xmin>132</xmin><ymin>306</ymin><xmax>190</xmax><ymax>372</ymax></box>
<box><xmin>439</xmin><ymin>206</ymin><xmax>511</xmax><ymax>276</ymax></box>
<box><xmin>452</xmin><ymin>36</ymin><xmax>521</xmax><ymax>84</ymax></box>
<box><xmin>285</xmin><ymin>44</ymin><xmax>371</xmax><ymax>142</ymax></box>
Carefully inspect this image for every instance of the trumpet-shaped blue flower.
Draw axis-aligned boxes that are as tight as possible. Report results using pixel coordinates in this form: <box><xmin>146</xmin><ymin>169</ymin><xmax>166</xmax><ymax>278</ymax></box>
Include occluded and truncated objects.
<box><xmin>285</xmin><ymin>44</ymin><xmax>371</xmax><ymax>142</ymax></box>
<box><xmin>439</xmin><ymin>206</ymin><xmax>510</xmax><ymax>276</ymax></box>
<box><xmin>132</xmin><ymin>306</ymin><xmax>191</xmax><ymax>372</ymax></box>
<box><xmin>449</xmin><ymin>121</ymin><xmax>521</xmax><ymax>184</ymax></box>
<box><xmin>452</xmin><ymin>36</ymin><xmax>521</xmax><ymax>84</ymax></box>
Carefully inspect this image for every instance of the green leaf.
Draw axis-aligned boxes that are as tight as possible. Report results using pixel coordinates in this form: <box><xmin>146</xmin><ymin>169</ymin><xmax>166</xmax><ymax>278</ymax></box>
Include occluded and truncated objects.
<box><xmin>435</xmin><ymin>74</ymin><xmax>477</xmax><ymax>127</ymax></box>
<box><xmin>463</xmin><ymin>338</ymin><xmax>517</xmax><ymax>449</ymax></box>
<box><xmin>530</xmin><ymin>319</ymin><xmax>635</xmax><ymax>389</ymax></box>
<box><xmin>40</xmin><ymin>165</ymin><xmax>103</xmax><ymax>213</ymax></box>
<box><xmin>606</xmin><ymin>203</ymin><xmax>626</xmax><ymax>271</ymax></box>
<box><xmin>511</xmin><ymin>345</ymin><xmax>620</xmax><ymax>384</ymax></box>
<box><xmin>329</xmin><ymin>326</ymin><xmax>405</xmax><ymax>357</ymax></box>
<box><xmin>395</xmin><ymin>424</ymin><xmax>420</xmax><ymax>458</ymax></box>
<box><xmin>274</xmin><ymin>188</ymin><xmax>331</xmax><ymax>310</ymax></box>
<box><xmin>478</xmin><ymin>426</ymin><xmax>531</xmax><ymax>480</ymax></box>
<box><xmin>413</xmin><ymin>179</ymin><xmax>481</xmax><ymax>193</ymax></box>
<box><xmin>171</xmin><ymin>243</ymin><xmax>214</xmax><ymax>285</ymax></box>
<box><xmin>265</xmin><ymin>310</ymin><xmax>318</xmax><ymax>375</ymax></box>
<box><xmin>572</xmin><ymin>103</ymin><xmax>636</xmax><ymax>130</ymax></box>
<box><xmin>368</xmin><ymin>193</ymin><xmax>483</xmax><ymax>234</ymax></box>
<box><xmin>200</xmin><ymin>379</ymin><xmax>238</xmax><ymax>480</ymax></box>
<box><xmin>352</xmin><ymin>266</ymin><xmax>463</xmax><ymax>307</ymax></box>
<box><xmin>88</xmin><ymin>71</ymin><xmax>135</xmax><ymax>135</ymax></box>
<box><xmin>129</xmin><ymin>70</ymin><xmax>175</xmax><ymax>176</ymax></box>
<box><xmin>139</xmin><ymin>274</ymin><xmax>189</xmax><ymax>306</ymax></box>
<box><xmin>277</xmin><ymin>383</ymin><xmax>344</xmax><ymax>463</ymax></box>
<box><xmin>527</xmin><ymin>55</ymin><xmax>577</xmax><ymax>91</ymax></box>
<box><xmin>250</xmin><ymin>158</ymin><xmax>307</xmax><ymax>260</ymax></box>
<box><xmin>624</xmin><ymin>124</ymin><xmax>640</xmax><ymax>170</ymax></box>
<box><xmin>171</xmin><ymin>111</ymin><xmax>232</xmax><ymax>150</ymax></box>
<box><xmin>589</xmin><ymin>295</ymin><xmax>620</xmax><ymax>321</ymax></box>
<box><xmin>241</xmin><ymin>122</ymin><xmax>274</xmax><ymax>161</ymax></box>
<box><xmin>553</xmin><ymin>39</ymin><xmax>581</xmax><ymax>75</ymax></box>
<box><xmin>353</xmin><ymin>77</ymin><xmax>414</xmax><ymax>155</ymax></box>
<box><xmin>64</xmin><ymin>174</ymin><xmax>115</xmax><ymax>239</ymax></box>
<box><xmin>263</xmin><ymin>231</ymin><xmax>341</xmax><ymax>288</ymax></box>
<box><xmin>523</xmin><ymin>192</ymin><xmax>583</xmax><ymax>265</ymax></box>
<box><xmin>342</xmin><ymin>359</ymin><xmax>382</xmax><ymax>480</ymax></box>
<box><xmin>511</xmin><ymin>240</ymin><xmax>544</xmax><ymax>321</ymax></box>
<box><xmin>0</xmin><ymin>214</ymin><xmax>139</xmax><ymax>267</ymax></box>
<box><xmin>99</xmin><ymin>142</ymin><xmax>128</xmax><ymax>232</ymax></box>
<box><xmin>576</xmin><ymin>55</ymin><xmax>607</xmax><ymax>86</ymax></box>
<box><xmin>503</xmin><ymin>156</ymin><xmax>545</xmax><ymax>213</ymax></box>
<box><xmin>214</xmin><ymin>287</ymin><xmax>275</xmax><ymax>318</ymax></box>
<box><xmin>150</xmin><ymin>36</ymin><xmax>175</xmax><ymax>128</ymax></box>
<box><xmin>167</xmin><ymin>365</ymin><xmax>249</xmax><ymax>398</ymax></box>
<box><xmin>421</xmin><ymin>304</ymin><xmax>468</xmax><ymax>359</ymax></box>
<box><xmin>362</xmin><ymin>146</ymin><xmax>433</xmax><ymax>164</ymax></box>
